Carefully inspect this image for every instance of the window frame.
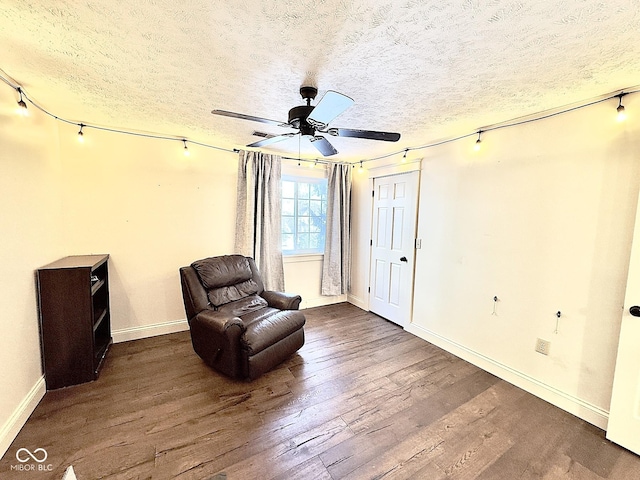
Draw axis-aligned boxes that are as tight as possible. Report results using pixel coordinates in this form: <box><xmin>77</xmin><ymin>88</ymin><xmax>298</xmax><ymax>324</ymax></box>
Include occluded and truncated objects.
<box><xmin>281</xmin><ymin>174</ymin><xmax>328</xmax><ymax>256</ymax></box>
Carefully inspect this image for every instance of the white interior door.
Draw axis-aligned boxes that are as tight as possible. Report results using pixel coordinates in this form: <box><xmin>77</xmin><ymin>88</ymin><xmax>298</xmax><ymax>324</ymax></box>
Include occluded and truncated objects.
<box><xmin>369</xmin><ymin>172</ymin><xmax>419</xmax><ymax>327</ymax></box>
<box><xmin>607</xmin><ymin>190</ymin><xmax>640</xmax><ymax>455</ymax></box>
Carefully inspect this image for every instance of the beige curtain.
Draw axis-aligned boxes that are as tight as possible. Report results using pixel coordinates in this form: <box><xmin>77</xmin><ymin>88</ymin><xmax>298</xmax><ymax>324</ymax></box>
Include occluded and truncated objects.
<box><xmin>235</xmin><ymin>150</ymin><xmax>285</xmax><ymax>291</ymax></box>
<box><xmin>321</xmin><ymin>163</ymin><xmax>352</xmax><ymax>295</ymax></box>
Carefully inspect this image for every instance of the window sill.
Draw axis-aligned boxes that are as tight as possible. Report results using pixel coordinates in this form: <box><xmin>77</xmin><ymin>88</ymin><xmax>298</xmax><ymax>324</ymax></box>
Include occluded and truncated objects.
<box><xmin>283</xmin><ymin>253</ymin><xmax>324</xmax><ymax>264</ymax></box>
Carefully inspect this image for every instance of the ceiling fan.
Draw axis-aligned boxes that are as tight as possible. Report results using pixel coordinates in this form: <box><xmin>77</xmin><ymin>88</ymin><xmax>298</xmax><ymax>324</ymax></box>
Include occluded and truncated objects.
<box><xmin>212</xmin><ymin>86</ymin><xmax>400</xmax><ymax>157</ymax></box>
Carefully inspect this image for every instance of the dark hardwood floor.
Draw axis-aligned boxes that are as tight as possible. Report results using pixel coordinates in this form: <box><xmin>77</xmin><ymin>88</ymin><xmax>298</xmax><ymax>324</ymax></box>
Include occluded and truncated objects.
<box><xmin>2</xmin><ymin>303</ymin><xmax>640</xmax><ymax>479</ymax></box>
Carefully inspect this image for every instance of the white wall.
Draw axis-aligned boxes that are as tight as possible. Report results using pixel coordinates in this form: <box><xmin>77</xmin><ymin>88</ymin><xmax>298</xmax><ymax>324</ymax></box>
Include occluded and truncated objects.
<box><xmin>0</xmin><ymin>87</ymin><xmax>64</xmax><ymax>456</ymax></box>
<box><xmin>350</xmin><ymin>95</ymin><xmax>640</xmax><ymax>428</ymax></box>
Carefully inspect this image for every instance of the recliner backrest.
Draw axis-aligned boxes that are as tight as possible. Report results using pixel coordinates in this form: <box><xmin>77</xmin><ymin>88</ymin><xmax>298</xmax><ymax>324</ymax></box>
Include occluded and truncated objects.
<box><xmin>191</xmin><ymin>255</ymin><xmax>261</xmax><ymax>308</ymax></box>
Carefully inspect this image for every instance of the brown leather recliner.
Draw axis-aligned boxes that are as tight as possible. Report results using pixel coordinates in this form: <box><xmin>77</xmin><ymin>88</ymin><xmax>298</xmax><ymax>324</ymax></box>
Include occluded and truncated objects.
<box><xmin>179</xmin><ymin>254</ymin><xmax>305</xmax><ymax>380</ymax></box>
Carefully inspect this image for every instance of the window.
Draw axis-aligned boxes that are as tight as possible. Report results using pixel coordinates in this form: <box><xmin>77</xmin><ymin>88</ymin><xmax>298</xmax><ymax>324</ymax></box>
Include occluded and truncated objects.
<box><xmin>282</xmin><ymin>176</ymin><xmax>328</xmax><ymax>255</ymax></box>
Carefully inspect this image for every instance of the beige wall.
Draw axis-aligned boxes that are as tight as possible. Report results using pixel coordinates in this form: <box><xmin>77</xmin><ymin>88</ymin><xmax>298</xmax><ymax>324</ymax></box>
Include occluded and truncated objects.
<box><xmin>0</xmin><ymin>102</ymin><xmax>344</xmax><ymax>456</ymax></box>
<box><xmin>57</xmin><ymin>126</ymin><xmax>239</xmax><ymax>338</ymax></box>
<box><xmin>0</xmin><ymin>87</ymin><xmax>64</xmax><ymax>455</ymax></box>
<box><xmin>3</xmin><ymin>80</ymin><xmax>639</xmax><ymax>455</ymax></box>
<box><xmin>350</xmin><ymin>94</ymin><xmax>640</xmax><ymax>427</ymax></box>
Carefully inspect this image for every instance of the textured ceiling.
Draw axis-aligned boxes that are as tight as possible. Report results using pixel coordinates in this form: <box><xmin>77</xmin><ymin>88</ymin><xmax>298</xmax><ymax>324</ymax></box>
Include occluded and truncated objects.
<box><xmin>1</xmin><ymin>0</ymin><xmax>640</xmax><ymax>161</ymax></box>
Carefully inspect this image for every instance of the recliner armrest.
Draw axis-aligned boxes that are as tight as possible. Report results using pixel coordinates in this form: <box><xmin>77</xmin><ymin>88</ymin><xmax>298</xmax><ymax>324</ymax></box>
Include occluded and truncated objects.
<box><xmin>260</xmin><ymin>291</ymin><xmax>302</xmax><ymax>310</ymax></box>
<box><xmin>193</xmin><ymin>309</ymin><xmax>246</xmax><ymax>335</ymax></box>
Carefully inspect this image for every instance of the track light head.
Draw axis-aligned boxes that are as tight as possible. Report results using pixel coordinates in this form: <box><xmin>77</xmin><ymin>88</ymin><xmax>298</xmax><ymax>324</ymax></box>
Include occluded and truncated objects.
<box><xmin>617</xmin><ymin>94</ymin><xmax>627</xmax><ymax>122</ymax></box>
<box><xmin>16</xmin><ymin>87</ymin><xmax>28</xmax><ymax>116</ymax></box>
<box><xmin>474</xmin><ymin>131</ymin><xmax>482</xmax><ymax>151</ymax></box>
<box><xmin>183</xmin><ymin>139</ymin><xmax>190</xmax><ymax>156</ymax></box>
<box><xmin>77</xmin><ymin>124</ymin><xmax>84</xmax><ymax>143</ymax></box>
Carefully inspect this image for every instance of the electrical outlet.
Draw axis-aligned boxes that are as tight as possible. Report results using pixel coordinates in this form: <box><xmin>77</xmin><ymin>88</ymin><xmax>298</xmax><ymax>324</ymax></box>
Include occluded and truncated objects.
<box><xmin>535</xmin><ymin>338</ymin><xmax>551</xmax><ymax>355</ymax></box>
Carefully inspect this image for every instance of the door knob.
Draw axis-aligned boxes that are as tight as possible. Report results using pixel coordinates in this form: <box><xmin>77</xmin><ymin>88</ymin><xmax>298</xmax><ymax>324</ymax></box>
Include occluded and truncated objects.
<box><xmin>630</xmin><ymin>306</ymin><xmax>640</xmax><ymax>317</ymax></box>
<box><xmin>400</xmin><ymin>256</ymin><xmax>408</xmax><ymax>262</ymax></box>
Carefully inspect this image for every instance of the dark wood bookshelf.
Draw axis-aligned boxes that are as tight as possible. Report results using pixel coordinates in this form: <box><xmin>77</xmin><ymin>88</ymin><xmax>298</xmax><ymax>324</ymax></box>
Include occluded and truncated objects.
<box><xmin>37</xmin><ymin>254</ymin><xmax>112</xmax><ymax>390</ymax></box>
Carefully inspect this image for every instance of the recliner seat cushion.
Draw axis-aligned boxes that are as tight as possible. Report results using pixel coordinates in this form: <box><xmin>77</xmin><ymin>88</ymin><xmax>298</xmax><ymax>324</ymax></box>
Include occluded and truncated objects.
<box><xmin>241</xmin><ymin>310</ymin><xmax>305</xmax><ymax>356</ymax></box>
<box><xmin>192</xmin><ymin>255</ymin><xmax>259</xmax><ymax>307</ymax></box>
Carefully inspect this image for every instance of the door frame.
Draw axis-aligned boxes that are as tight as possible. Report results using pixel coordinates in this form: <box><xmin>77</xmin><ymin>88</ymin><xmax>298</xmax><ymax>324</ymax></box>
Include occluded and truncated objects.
<box><xmin>366</xmin><ymin>162</ymin><xmax>421</xmax><ymax>327</ymax></box>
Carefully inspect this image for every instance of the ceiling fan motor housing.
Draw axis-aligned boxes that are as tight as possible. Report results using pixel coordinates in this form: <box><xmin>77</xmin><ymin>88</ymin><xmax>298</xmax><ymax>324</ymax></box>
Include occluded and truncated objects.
<box><xmin>288</xmin><ymin>104</ymin><xmax>315</xmax><ymax>134</ymax></box>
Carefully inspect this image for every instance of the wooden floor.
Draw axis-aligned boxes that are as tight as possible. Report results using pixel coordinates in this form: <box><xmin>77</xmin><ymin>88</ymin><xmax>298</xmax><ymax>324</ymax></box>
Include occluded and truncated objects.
<box><xmin>2</xmin><ymin>303</ymin><xmax>640</xmax><ymax>479</ymax></box>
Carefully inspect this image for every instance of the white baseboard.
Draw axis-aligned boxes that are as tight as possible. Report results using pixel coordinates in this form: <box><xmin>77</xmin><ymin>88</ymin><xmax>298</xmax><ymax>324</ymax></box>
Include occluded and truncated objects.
<box><xmin>405</xmin><ymin>323</ymin><xmax>609</xmax><ymax>430</ymax></box>
<box><xmin>300</xmin><ymin>294</ymin><xmax>347</xmax><ymax>310</ymax></box>
<box><xmin>112</xmin><ymin>318</ymin><xmax>189</xmax><ymax>344</ymax></box>
<box><xmin>347</xmin><ymin>293</ymin><xmax>367</xmax><ymax>310</ymax></box>
<box><xmin>112</xmin><ymin>299</ymin><xmax>350</xmax><ymax>343</ymax></box>
<box><xmin>0</xmin><ymin>376</ymin><xmax>46</xmax><ymax>460</ymax></box>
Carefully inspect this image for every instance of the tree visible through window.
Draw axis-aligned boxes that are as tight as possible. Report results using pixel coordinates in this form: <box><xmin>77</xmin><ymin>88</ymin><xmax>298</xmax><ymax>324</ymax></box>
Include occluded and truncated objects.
<box><xmin>282</xmin><ymin>177</ymin><xmax>328</xmax><ymax>254</ymax></box>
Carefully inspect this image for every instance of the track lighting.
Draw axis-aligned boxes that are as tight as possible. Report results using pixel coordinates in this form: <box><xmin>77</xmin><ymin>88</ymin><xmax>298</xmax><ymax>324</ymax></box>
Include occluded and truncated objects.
<box><xmin>617</xmin><ymin>94</ymin><xmax>627</xmax><ymax>122</ymax></box>
<box><xmin>16</xmin><ymin>87</ymin><xmax>28</xmax><ymax>116</ymax></box>
<box><xmin>2</xmin><ymin>75</ymin><xmax>639</xmax><ymax>166</ymax></box>
<box><xmin>474</xmin><ymin>131</ymin><xmax>482</xmax><ymax>151</ymax></box>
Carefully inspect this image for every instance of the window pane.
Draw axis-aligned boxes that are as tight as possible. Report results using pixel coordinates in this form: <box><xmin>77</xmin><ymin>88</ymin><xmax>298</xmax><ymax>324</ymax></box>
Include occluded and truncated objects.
<box><xmin>309</xmin><ymin>200</ymin><xmax>323</xmax><ymax>216</ymax></box>
<box><xmin>309</xmin><ymin>216</ymin><xmax>323</xmax><ymax>232</ymax></box>
<box><xmin>298</xmin><ymin>217</ymin><xmax>310</xmax><ymax>233</ymax></box>
<box><xmin>282</xmin><ymin>181</ymin><xmax>295</xmax><ymax>198</ymax></box>
<box><xmin>298</xmin><ymin>182</ymin><xmax>309</xmax><ymax>198</ymax></box>
<box><xmin>309</xmin><ymin>233</ymin><xmax>323</xmax><ymax>250</ymax></box>
<box><xmin>282</xmin><ymin>233</ymin><xmax>294</xmax><ymax>251</ymax></box>
<box><xmin>282</xmin><ymin>216</ymin><xmax>295</xmax><ymax>234</ymax></box>
<box><xmin>296</xmin><ymin>233</ymin><xmax>309</xmax><ymax>250</ymax></box>
<box><xmin>282</xmin><ymin>199</ymin><xmax>295</xmax><ymax>216</ymax></box>
<box><xmin>298</xmin><ymin>200</ymin><xmax>310</xmax><ymax>215</ymax></box>
<box><xmin>309</xmin><ymin>183</ymin><xmax>324</xmax><ymax>199</ymax></box>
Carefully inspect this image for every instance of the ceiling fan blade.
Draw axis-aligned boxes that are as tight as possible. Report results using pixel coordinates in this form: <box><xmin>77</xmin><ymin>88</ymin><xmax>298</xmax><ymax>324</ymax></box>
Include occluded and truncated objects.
<box><xmin>325</xmin><ymin>127</ymin><xmax>401</xmax><ymax>142</ymax></box>
<box><xmin>212</xmin><ymin>109</ymin><xmax>285</xmax><ymax>127</ymax></box>
<box><xmin>307</xmin><ymin>91</ymin><xmax>354</xmax><ymax>129</ymax></box>
<box><xmin>309</xmin><ymin>135</ymin><xmax>338</xmax><ymax>156</ymax></box>
<box><xmin>247</xmin><ymin>133</ymin><xmax>296</xmax><ymax>148</ymax></box>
